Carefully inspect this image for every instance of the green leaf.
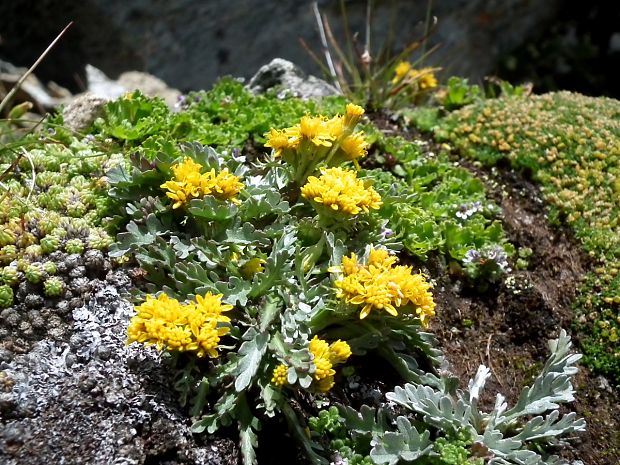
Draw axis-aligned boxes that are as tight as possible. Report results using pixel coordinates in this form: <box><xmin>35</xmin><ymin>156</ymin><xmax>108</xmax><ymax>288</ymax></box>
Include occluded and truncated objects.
<box><xmin>257</xmin><ymin>378</ymin><xmax>282</xmax><ymax>417</ymax></box>
<box><xmin>337</xmin><ymin>404</ymin><xmax>388</xmax><ymax>436</ymax></box>
<box><xmin>192</xmin><ymin>414</ymin><xmax>219</xmax><ymax>434</ymax></box>
<box><xmin>215</xmin><ymin>276</ymin><xmax>253</xmax><ymax>306</ymax></box>
<box><xmin>188</xmin><ymin>196</ymin><xmax>238</xmax><ymax>221</ymax></box>
<box><xmin>175</xmin><ymin>261</ymin><xmax>217</xmax><ymax>295</ymax></box>
<box><xmin>180</xmin><ymin>142</ymin><xmax>222</xmax><ymax>170</ymax></box>
<box><xmin>109</xmin><ymin>221</ymin><xmax>154</xmax><ymax>257</ymax></box>
<box><xmin>236</xmin><ymin>393</ymin><xmax>260</xmax><ymax>465</ymax></box>
<box><xmin>170</xmin><ymin>235</ymin><xmax>193</xmax><ymax>259</ymax></box>
<box><xmin>502</xmin><ymin>329</ymin><xmax>581</xmax><ymax>423</ymax></box>
<box><xmin>225</xmin><ymin>222</ymin><xmax>270</xmax><ymax>246</ymax></box>
<box><xmin>234</xmin><ymin>329</ymin><xmax>270</xmax><ymax>392</ymax></box>
<box><xmin>259</xmin><ymin>296</ymin><xmax>282</xmax><ymax>333</ymax></box>
<box><xmin>241</xmin><ymin>186</ymin><xmax>290</xmax><ymax>220</ymax></box>
<box><xmin>386</xmin><ymin>384</ymin><xmax>473</xmax><ymax>434</ymax></box>
<box><xmin>370</xmin><ymin>417</ymin><xmax>433</xmax><ymax>465</ymax></box>
<box><xmin>239</xmin><ymin>423</ymin><xmax>259</xmax><ymax>465</ymax></box>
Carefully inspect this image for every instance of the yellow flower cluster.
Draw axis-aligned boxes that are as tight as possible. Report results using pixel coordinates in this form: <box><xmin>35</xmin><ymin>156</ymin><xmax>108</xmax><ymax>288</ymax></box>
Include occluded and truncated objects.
<box><xmin>309</xmin><ymin>336</ymin><xmax>351</xmax><ymax>392</ymax></box>
<box><xmin>160</xmin><ymin>157</ymin><xmax>243</xmax><ymax>208</ymax></box>
<box><xmin>271</xmin><ymin>364</ymin><xmax>288</xmax><ymax>387</ymax></box>
<box><xmin>300</xmin><ymin>167</ymin><xmax>382</xmax><ymax>216</ymax></box>
<box><xmin>264</xmin><ymin>104</ymin><xmax>369</xmax><ymax>183</ymax></box>
<box><xmin>240</xmin><ymin>257</ymin><xmax>266</xmax><ymax>279</ymax></box>
<box><xmin>333</xmin><ymin>247</ymin><xmax>436</xmax><ymax>325</ymax></box>
<box><xmin>271</xmin><ymin>336</ymin><xmax>351</xmax><ymax>392</ymax></box>
<box><xmin>127</xmin><ymin>292</ymin><xmax>233</xmax><ymax>358</ymax></box>
<box><xmin>392</xmin><ymin>61</ymin><xmax>438</xmax><ymax>90</ymax></box>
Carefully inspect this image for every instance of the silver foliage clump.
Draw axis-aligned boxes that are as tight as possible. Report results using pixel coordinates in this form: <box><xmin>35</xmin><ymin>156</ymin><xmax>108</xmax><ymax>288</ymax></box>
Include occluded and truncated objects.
<box><xmin>356</xmin><ymin>330</ymin><xmax>584</xmax><ymax>465</ymax></box>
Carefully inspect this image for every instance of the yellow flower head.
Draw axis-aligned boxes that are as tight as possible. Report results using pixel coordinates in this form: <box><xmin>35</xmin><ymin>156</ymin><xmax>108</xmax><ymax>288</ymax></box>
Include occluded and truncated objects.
<box><xmin>172</xmin><ymin>157</ymin><xmax>203</xmax><ymax>181</ymax></box>
<box><xmin>270</xmin><ymin>337</ymin><xmax>350</xmax><ymax>392</ymax></box>
<box><xmin>392</xmin><ymin>61</ymin><xmax>412</xmax><ymax>83</ymax></box>
<box><xmin>284</xmin><ymin>115</ymin><xmax>336</xmax><ymax>148</ymax></box>
<box><xmin>127</xmin><ymin>292</ymin><xmax>233</xmax><ymax>358</ymax></box>
<box><xmin>240</xmin><ymin>257</ymin><xmax>266</xmax><ymax>279</ymax></box>
<box><xmin>346</xmin><ymin>103</ymin><xmax>365</xmax><ymax>118</ymax></box>
<box><xmin>325</xmin><ymin>115</ymin><xmax>345</xmax><ymax>139</ymax></box>
<box><xmin>263</xmin><ymin>104</ymin><xmax>369</xmax><ymax>184</ymax></box>
<box><xmin>193</xmin><ymin>292</ymin><xmax>233</xmax><ymax>322</ymax></box>
<box><xmin>313</xmin><ymin>355</ymin><xmax>336</xmax><ymax>380</ymax></box>
<box><xmin>328</xmin><ymin>340</ymin><xmax>352</xmax><ymax>364</ymax></box>
<box><xmin>211</xmin><ymin>168</ymin><xmax>244</xmax><ymax>204</ymax></box>
<box><xmin>308</xmin><ymin>336</ymin><xmax>351</xmax><ymax>391</ymax></box>
<box><xmin>344</xmin><ymin>103</ymin><xmax>365</xmax><ymax>127</ymax></box>
<box><xmin>408</xmin><ymin>67</ymin><xmax>438</xmax><ymax>90</ymax></box>
<box><xmin>316</xmin><ymin>376</ymin><xmax>335</xmax><ymax>392</ymax></box>
<box><xmin>333</xmin><ymin>247</ymin><xmax>436</xmax><ymax>324</ymax></box>
<box><xmin>300</xmin><ymin>167</ymin><xmax>382</xmax><ymax>216</ymax></box>
<box><xmin>161</xmin><ymin>158</ymin><xmax>243</xmax><ymax>208</ymax></box>
<box><xmin>264</xmin><ymin>128</ymin><xmax>292</xmax><ymax>156</ymax></box>
<box><xmin>160</xmin><ymin>180</ymin><xmax>195</xmax><ymax>209</ymax></box>
<box><xmin>368</xmin><ymin>247</ymin><xmax>397</xmax><ymax>268</ymax></box>
<box><xmin>342</xmin><ymin>253</ymin><xmax>361</xmax><ymax>275</ymax></box>
<box><xmin>339</xmin><ymin>132</ymin><xmax>369</xmax><ymax>161</ymax></box>
<box><xmin>271</xmin><ymin>364</ymin><xmax>288</xmax><ymax>387</ymax></box>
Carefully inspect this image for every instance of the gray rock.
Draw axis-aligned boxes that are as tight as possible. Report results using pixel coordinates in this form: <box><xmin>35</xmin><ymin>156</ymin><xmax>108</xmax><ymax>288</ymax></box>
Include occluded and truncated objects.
<box><xmin>595</xmin><ymin>375</ymin><xmax>613</xmax><ymax>393</ymax></box>
<box><xmin>117</xmin><ymin>70</ymin><xmax>181</xmax><ymax>107</ymax></box>
<box><xmin>0</xmin><ymin>59</ymin><xmax>69</xmax><ymax>110</ymax></box>
<box><xmin>0</xmin><ymin>286</ymin><xmax>235</xmax><ymax>464</ymax></box>
<box><xmin>0</xmin><ymin>0</ymin><xmax>563</xmax><ymax>92</ymax></box>
<box><xmin>85</xmin><ymin>64</ymin><xmax>126</xmax><ymax>100</ymax></box>
<box><xmin>248</xmin><ymin>58</ymin><xmax>339</xmax><ymax>99</ymax></box>
<box><xmin>82</xmin><ymin>65</ymin><xmax>181</xmax><ymax>108</ymax></box>
<box><xmin>62</xmin><ymin>93</ymin><xmax>108</xmax><ymax>133</ymax></box>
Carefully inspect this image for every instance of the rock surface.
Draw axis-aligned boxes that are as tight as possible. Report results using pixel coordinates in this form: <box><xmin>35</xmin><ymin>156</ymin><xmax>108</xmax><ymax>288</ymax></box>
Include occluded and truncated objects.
<box><xmin>2</xmin><ymin>61</ymin><xmax>181</xmax><ymax>118</ymax></box>
<box><xmin>247</xmin><ymin>58</ymin><xmax>338</xmax><ymax>99</ymax></box>
<box><xmin>62</xmin><ymin>93</ymin><xmax>108</xmax><ymax>133</ymax></box>
<box><xmin>0</xmin><ymin>285</ymin><xmax>236</xmax><ymax>465</ymax></box>
<box><xmin>0</xmin><ymin>0</ymin><xmax>562</xmax><ymax>91</ymax></box>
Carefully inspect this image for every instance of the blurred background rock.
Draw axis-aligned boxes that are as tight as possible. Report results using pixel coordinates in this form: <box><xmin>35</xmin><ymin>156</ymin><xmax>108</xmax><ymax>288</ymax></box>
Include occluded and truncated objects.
<box><xmin>0</xmin><ymin>0</ymin><xmax>617</xmax><ymax>97</ymax></box>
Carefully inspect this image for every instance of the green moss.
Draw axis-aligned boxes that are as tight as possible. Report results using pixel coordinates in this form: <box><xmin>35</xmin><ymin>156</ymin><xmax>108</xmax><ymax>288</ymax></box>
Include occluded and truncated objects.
<box><xmin>43</xmin><ymin>276</ymin><xmax>64</xmax><ymax>297</ymax></box>
<box><xmin>40</xmin><ymin>235</ymin><xmax>61</xmax><ymax>254</ymax></box>
<box><xmin>0</xmin><ymin>285</ymin><xmax>13</xmax><ymax>308</ymax></box>
<box><xmin>0</xmin><ymin>266</ymin><xmax>18</xmax><ymax>286</ymax></box>
<box><xmin>24</xmin><ymin>263</ymin><xmax>44</xmax><ymax>284</ymax></box>
<box><xmin>64</xmin><ymin>238</ymin><xmax>85</xmax><ymax>255</ymax></box>
<box><xmin>94</xmin><ymin>78</ymin><xmax>346</xmax><ymax>151</ymax></box>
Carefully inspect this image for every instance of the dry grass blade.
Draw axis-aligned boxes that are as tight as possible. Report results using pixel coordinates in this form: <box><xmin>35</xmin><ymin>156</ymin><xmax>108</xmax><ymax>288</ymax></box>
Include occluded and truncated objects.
<box><xmin>321</xmin><ymin>15</ymin><xmax>354</xmax><ymax>90</ymax></box>
<box><xmin>298</xmin><ymin>38</ymin><xmax>333</xmax><ymax>79</ymax></box>
<box><xmin>364</xmin><ymin>0</ymin><xmax>372</xmax><ymax>58</ymax></box>
<box><xmin>0</xmin><ymin>148</ymin><xmax>24</xmax><ymax>184</ymax></box>
<box><xmin>311</xmin><ymin>2</ymin><xmax>342</xmax><ymax>93</ymax></box>
<box><xmin>0</xmin><ymin>21</ymin><xmax>73</xmax><ymax>115</ymax></box>
<box><xmin>20</xmin><ymin>148</ymin><xmax>37</xmax><ymax>202</ymax></box>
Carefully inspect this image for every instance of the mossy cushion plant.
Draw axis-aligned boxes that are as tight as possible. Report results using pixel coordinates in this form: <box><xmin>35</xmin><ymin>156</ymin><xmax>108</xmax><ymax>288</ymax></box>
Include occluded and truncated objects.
<box><xmin>435</xmin><ymin>91</ymin><xmax>620</xmax><ymax>386</ymax></box>
<box><xmin>0</xmin><ymin>123</ymin><xmax>119</xmax><ymax>311</ymax></box>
